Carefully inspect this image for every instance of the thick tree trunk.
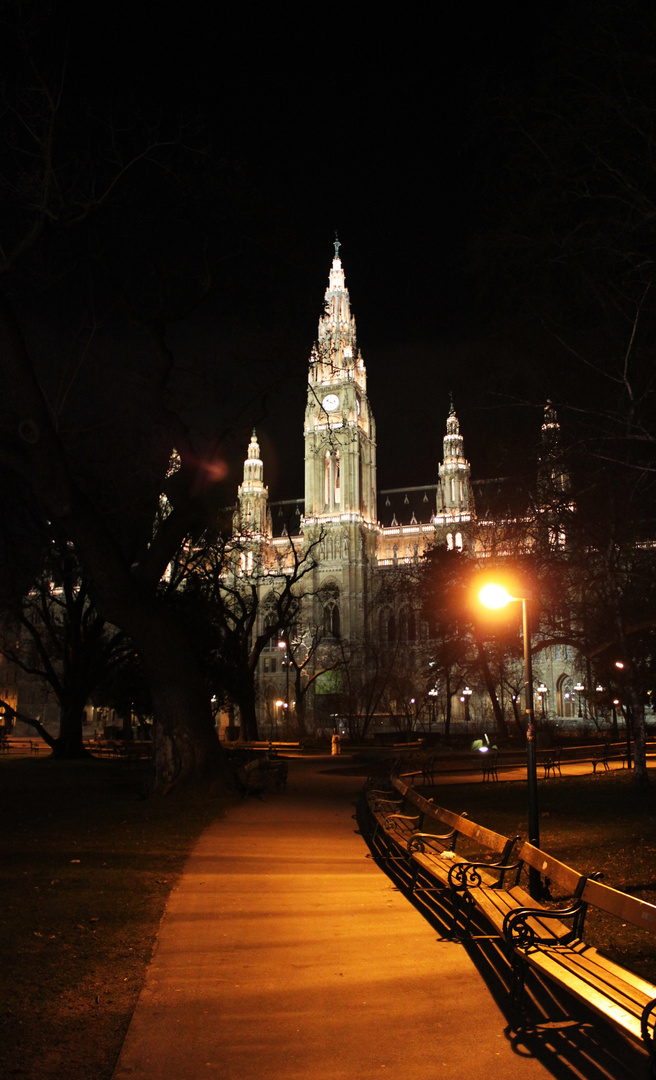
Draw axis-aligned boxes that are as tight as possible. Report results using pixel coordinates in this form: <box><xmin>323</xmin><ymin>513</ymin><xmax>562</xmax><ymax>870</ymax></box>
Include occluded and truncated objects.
<box><xmin>444</xmin><ymin>672</ymin><xmax>452</xmax><ymax>743</ymax></box>
<box><xmin>236</xmin><ymin>675</ymin><xmax>260</xmax><ymax>741</ymax></box>
<box><xmin>511</xmin><ymin>696</ymin><xmax>526</xmax><ymax>737</ymax></box>
<box><xmin>52</xmin><ymin>704</ymin><xmax>90</xmax><ymax>759</ymax></box>
<box><xmin>131</xmin><ymin>609</ymin><xmax>230</xmax><ymax>792</ymax></box>
<box><xmin>293</xmin><ymin>672</ymin><xmax>307</xmax><ymax>739</ymax></box>
<box><xmin>615</xmin><ymin>611</ymin><xmax>648</xmax><ymax>785</ymax></box>
<box><xmin>475</xmin><ymin>638</ymin><xmax>509</xmax><ymax>740</ymax></box>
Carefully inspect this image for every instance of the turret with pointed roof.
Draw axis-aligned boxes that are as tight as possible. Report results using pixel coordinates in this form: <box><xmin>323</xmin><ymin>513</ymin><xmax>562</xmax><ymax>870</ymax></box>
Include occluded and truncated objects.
<box><xmin>236</xmin><ymin>430</ymin><xmax>271</xmax><ymax>537</ymax></box>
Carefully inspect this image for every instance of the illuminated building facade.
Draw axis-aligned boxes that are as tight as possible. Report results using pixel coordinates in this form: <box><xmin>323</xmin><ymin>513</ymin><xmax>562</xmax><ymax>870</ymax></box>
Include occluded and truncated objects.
<box><xmin>233</xmin><ymin>244</ymin><xmax>582</xmax><ymax>736</ymax></box>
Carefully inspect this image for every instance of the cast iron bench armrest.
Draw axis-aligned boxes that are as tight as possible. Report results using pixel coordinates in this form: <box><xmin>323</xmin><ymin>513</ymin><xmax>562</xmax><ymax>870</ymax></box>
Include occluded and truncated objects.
<box><xmin>502</xmin><ymin>900</ymin><xmax>586</xmax><ymax>949</ymax></box>
<box><xmin>641</xmin><ymin>999</ymin><xmax>656</xmax><ymax>1052</ymax></box>
<box><xmin>384</xmin><ymin>812</ymin><xmax>421</xmax><ymax>831</ymax></box>
<box><xmin>370</xmin><ymin>797</ymin><xmax>404</xmax><ymax>812</ymax></box>
<box><xmin>448</xmin><ymin>857</ymin><xmax>521</xmax><ymax>892</ymax></box>
<box><xmin>407</xmin><ymin>828</ymin><xmax>457</xmax><ymax>854</ymax></box>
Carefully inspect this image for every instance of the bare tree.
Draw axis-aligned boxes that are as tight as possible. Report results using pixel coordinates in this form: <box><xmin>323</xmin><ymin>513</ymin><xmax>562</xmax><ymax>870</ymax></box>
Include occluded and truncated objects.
<box><xmin>177</xmin><ymin>529</ymin><xmax>323</xmax><ymax>740</ymax></box>
<box><xmin>0</xmin><ymin>536</ymin><xmax>130</xmax><ymax>756</ymax></box>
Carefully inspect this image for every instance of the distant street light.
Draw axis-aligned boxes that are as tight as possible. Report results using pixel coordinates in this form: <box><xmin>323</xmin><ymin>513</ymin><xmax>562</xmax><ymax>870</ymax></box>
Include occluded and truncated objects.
<box><xmin>614</xmin><ymin>662</ymin><xmax>631</xmax><ymax>770</ymax></box>
<box><xmin>594</xmin><ymin>684</ymin><xmax>604</xmax><ymax>723</ymax></box>
<box><xmin>574</xmin><ymin>681</ymin><xmax>585</xmax><ymax>718</ymax></box>
<box><xmin>427</xmin><ymin>687</ymin><xmax>438</xmax><ymax>735</ymax></box>
<box><xmin>462</xmin><ymin>686</ymin><xmax>472</xmax><ymax>723</ymax></box>
<box><xmin>537</xmin><ymin>683</ymin><xmax>548</xmax><ymax>719</ymax></box>
<box><xmin>479</xmin><ymin>581</ymin><xmax>540</xmax><ymax>897</ymax></box>
<box><xmin>278</xmin><ymin>635</ymin><xmax>291</xmax><ymax>718</ymax></box>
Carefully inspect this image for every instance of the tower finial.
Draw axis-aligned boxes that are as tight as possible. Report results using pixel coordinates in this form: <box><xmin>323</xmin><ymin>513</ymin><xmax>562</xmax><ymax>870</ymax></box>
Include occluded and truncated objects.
<box><xmin>333</xmin><ymin>232</ymin><xmax>341</xmax><ymax>260</ymax></box>
<box><xmin>449</xmin><ymin>390</ymin><xmax>455</xmax><ymax>414</ymax></box>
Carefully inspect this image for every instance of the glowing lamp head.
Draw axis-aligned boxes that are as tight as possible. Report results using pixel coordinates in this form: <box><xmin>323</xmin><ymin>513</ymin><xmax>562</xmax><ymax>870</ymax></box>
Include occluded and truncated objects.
<box><xmin>479</xmin><ymin>583</ymin><xmax>513</xmax><ymax>609</ymax></box>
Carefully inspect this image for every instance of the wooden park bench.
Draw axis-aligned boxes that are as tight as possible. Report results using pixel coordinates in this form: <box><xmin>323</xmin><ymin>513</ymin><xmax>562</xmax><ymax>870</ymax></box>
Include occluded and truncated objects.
<box><xmin>480</xmin><ymin>748</ymin><xmax>499</xmax><ymax>781</ymax></box>
<box><xmin>367</xmin><ymin>776</ymin><xmax>520</xmax><ymax>917</ymax></box>
<box><xmin>557</xmin><ymin>741</ymin><xmax>628</xmax><ymax>774</ymax></box>
<box><xmin>448</xmin><ymin>841</ymin><xmax>589</xmax><ymax>942</ymax></box>
<box><xmin>503</xmin><ymin>874</ymin><xmax>656</xmax><ymax>1071</ymax></box>
<box><xmin>536</xmin><ymin>747</ymin><xmax>562</xmax><ymax>778</ymax></box>
<box><xmin>451</xmin><ymin>839</ymin><xmax>656</xmax><ymax>1068</ymax></box>
<box><xmin>229</xmin><ymin>752</ymin><xmax>288</xmax><ymax>796</ymax></box>
<box><xmin>0</xmin><ymin>737</ymin><xmax>46</xmax><ymax>755</ymax></box>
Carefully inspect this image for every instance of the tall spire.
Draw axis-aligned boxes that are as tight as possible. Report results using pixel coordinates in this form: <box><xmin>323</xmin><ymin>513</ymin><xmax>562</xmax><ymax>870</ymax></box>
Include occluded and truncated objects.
<box><xmin>439</xmin><ymin>400</ymin><xmax>472</xmax><ymax>516</ymax></box>
<box><xmin>318</xmin><ymin>241</ymin><xmax>357</xmax><ymax>364</ymax></box>
<box><xmin>538</xmin><ymin>401</ymin><xmax>569</xmax><ymax>503</ymax></box>
<box><xmin>304</xmin><ymin>243</ymin><xmax>377</xmax><ymax>527</ymax></box>
<box><xmin>306</xmin><ymin>241</ymin><xmax>367</xmax><ymax>395</ymax></box>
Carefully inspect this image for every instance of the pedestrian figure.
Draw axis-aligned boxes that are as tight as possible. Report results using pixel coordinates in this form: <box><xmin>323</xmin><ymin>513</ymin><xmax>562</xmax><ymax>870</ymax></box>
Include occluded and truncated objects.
<box><xmin>331</xmin><ymin>732</ymin><xmax>341</xmax><ymax>756</ymax></box>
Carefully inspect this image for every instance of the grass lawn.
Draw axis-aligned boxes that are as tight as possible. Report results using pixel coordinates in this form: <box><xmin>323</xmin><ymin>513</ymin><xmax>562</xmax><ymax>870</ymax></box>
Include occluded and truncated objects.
<box><xmin>0</xmin><ymin>756</ymin><xmax>227</xmax><ymax>1080</ymax></box>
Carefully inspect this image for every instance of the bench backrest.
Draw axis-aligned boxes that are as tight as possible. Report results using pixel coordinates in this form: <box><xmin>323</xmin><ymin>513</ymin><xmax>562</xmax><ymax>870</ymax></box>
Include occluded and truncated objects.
<box><xmin>518</xmin><ymin>842</ymin><xmax>586</xmax><ymax>896</ymax></box>
<box><xmin>392</xmin><ymin>776</ymin><xmax>516</xmax><ymax>858</ymax></box>
<box><xmin>582</xmin><ymin>877</ymin><xmax>656</xmax><ymax>933</ymax></box>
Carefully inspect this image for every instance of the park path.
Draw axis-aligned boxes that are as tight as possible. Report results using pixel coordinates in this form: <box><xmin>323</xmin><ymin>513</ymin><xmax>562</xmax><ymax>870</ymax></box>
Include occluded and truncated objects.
<box><xmin>110</xmin><ymin>756</ymin><xmax>557</xmax><ymax>1080</ymax></box>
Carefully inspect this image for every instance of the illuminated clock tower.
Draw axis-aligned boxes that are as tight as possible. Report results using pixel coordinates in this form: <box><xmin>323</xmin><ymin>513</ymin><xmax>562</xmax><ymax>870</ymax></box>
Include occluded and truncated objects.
<box><xmin>303</xmin><ymin>240</ymin><xmax>378</xmax><ymax>636</ymax></box>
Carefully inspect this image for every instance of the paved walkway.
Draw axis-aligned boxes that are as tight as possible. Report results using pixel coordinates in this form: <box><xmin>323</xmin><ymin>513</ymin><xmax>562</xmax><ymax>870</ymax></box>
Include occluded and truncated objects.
<box><xmin>111</xmin><ymin>756</ymin><xmax>636</xmax><ymax>1080</ymax></box>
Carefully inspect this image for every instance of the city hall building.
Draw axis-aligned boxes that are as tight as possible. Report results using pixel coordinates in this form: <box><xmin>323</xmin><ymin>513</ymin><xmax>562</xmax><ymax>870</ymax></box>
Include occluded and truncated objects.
<box><xmin>231</xmin><ymin>243</ymin><xmax>578</xmax><ymax>737</ymax></box>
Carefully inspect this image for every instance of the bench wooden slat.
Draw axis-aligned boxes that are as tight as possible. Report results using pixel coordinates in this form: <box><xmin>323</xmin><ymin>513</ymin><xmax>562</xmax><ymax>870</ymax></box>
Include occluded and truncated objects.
<box><xmin>529</xmin><ymin>948</ymin><xmax>645</xmax><ymax>1041</ymax></box>
<box><xmin>582</xmin><ymin>877</ymin><xmax>656</xmax><ymax>931</ymax></box>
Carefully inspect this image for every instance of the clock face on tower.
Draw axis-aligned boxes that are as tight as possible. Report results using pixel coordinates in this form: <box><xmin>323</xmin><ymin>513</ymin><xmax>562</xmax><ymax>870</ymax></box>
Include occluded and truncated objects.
<box><xmin>322</xmin><ymin>393</ymin><xmax>340</xmax><ymax>412</ymax></box>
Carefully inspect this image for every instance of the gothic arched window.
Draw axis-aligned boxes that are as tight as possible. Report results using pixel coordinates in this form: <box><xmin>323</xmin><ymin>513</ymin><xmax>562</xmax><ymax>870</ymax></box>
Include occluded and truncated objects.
<box><xmin>324</xmin><ymin>600</ymin><xmax>340</xmax><ymax>638</ymax></box>
<box><xmin>378</xmin><ymin>606</ymin><xmax>397</xmax><ymax>642</ymax></box>
<box><xmin>322</xmin><ymin>583</ymin><xmax>340</xmax><ymax>639</ymax></box>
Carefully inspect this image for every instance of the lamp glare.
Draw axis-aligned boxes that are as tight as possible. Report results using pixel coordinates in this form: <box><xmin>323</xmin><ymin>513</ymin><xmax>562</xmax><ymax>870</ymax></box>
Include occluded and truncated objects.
<box><xmin>479</xmin><ymin>583</ymin><xmax>512</xmax><ymax>609</ymax></box>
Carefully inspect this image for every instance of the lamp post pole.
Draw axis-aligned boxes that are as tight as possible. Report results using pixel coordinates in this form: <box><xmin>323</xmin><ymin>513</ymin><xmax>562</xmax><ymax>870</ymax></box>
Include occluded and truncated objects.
<box><xmin>615</xmin><ymin>661</ymin><xmax>632</xmax><ymax>771</ymax></box>
<box><xmin>574</xmin><ymin>682</ymin><xmax>584</xmax><ymax>719</ymax></box>
<box><xmin>537</xmin><ymin>683</ymin><xmax>548</xmax><ymax>719</ymax></box>
<box><xmin>521</xmin><ymin>598</ymin><xmax>540</xmax><ymax>873</ymax></box>
<box><xmin>479</xmin><ymin>584</ymin><xmax>540</xmax><ymax>898</ymax></box>
<box><xmin>463</xmin><ymin>686</ymin><xmax>472</xmax><ymax>725</ymax></box>
<box><xmin>428</xmin><ymin>688</ymin><xmax>438</xmax><ymax>736</ymax></box>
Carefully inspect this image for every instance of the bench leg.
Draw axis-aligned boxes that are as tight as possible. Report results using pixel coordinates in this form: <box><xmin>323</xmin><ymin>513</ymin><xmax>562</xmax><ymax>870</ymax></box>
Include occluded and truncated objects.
<box><xmin>641</xmin><ymin>998</ymin><xmax>656</xmax><ymax>1075</ymax></box>
<box><xmin>510</xmin><ymin>954</ymin><xmax>528</xmax><ymax>1010</ymax></box>
<box><xmin>450</xmin><ymin>889</ymin><xmax>475</xmax><ymax>938</ymax></box>
<box><xmin>410</xmin><ymin>860</ymin><xmax>420</xmax><ymax>895</ymax></box>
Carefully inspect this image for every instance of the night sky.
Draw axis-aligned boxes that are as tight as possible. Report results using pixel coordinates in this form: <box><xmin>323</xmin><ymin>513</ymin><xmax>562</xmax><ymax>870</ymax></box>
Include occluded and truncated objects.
<box><xmin>3</xmin><ymin>1</ymin><xmax>647</xmax><ymax>507</ymax></box>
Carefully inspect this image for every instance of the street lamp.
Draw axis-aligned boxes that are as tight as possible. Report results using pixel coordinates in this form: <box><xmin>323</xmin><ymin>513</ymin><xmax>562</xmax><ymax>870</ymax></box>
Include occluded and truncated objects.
<box><xmin>278</xmin><ymin>636</ymin><xmax>291</xmax><ymax>714</ymax></box>
<box><xmin>479</xmin><ymin>582</ymin><xmax>540</xmax><ymax>897</ymax></box>
<box><xmin>428</xmin><ymin>687</ymin><xmax>438</xmax><ymax>735</ymax></box>
<box><xmin>537</xmin><ymin>683</ymin><xmax>548</xmax><ymax>719</ymax></box>
<box><xmin>612</xmin><ymin>698</ymin><xmax>620</xmax><ymax>741</ymax></box>
<box><xmin>462</xmin><ymin>686</ymin><xmax>472</xmax><ymax>724</ymax></box>
<box><xmin>594</xmin><ymin>684</ymin><xmax>604</xmax><ymax>723</ymax></box>
<box><xmin>574</xmin><ymin>681</ymin><xmax>585</xmax><ymax>718</ymax></box>
<box><xmin>614</xmin><ymin>661</ymin><xmax>631</xmax><ymax>770</ymax></box>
